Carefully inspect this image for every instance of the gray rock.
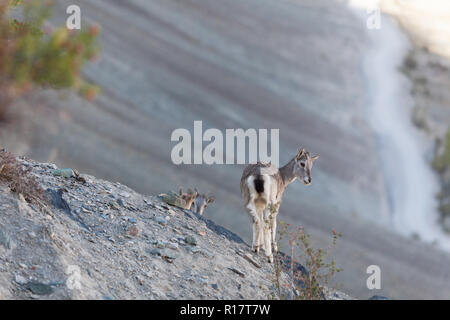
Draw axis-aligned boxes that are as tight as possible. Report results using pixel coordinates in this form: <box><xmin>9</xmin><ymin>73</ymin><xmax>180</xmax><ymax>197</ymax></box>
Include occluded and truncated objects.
<box><xmin>0</xmin><ymin>228</ymin><xmax>11</xmax><ymax>250</ymax></box>
<box><xmin>119</xmin><ymin>192</ymin><xmax>131</xmax><ymax>198</ymax></box>
<box><xmin>15</xmin><ymin>275</ymin><xmax>27</xmax><ymax>285</ymax></box>
<box><xmin>46</xmin><ymin>189</ymin><xmax>71</xmax><ymax>214</ymax></box>
<box><xmin>150</xmin><ymin>248</ymin><xmax>161</xmax><ymax>256</ymax></box>
<box><xmin>52</xmin><ymin>168</ymin><xmax>74</xmax><ymax>178</ymax></box>
<box><xmin>25</xmin><ymin>281</ymin><xmax>54</xmax><ymax>296</ymax></box>
<box><xmin>161</xmin><ymin>193</ymin><xmax>186</xmax><ymax>209</ymax></box>
<box><xmin>161</xmin><ymin>250</ymin><xmax>177</xmax><ymax>260</ymax></box>
<box><xmin>197</xmin><ymin>276</ymin><xmax>208</xmax><ymax>286</ymax></box>
<box><xmin>155</xmin><ymin>240</ymin><xmax>166</xmax><ymax>249</ymax></box>
<box><xmin>184</xmin><ymin>236</ymin><xmax>197</xmax><ymax>246</ymax></box>
<box><xmin>109</xmin><ymin>201</ymin><xmax>120</xmax><ymax>210</ymax></box>
<box><xmin>167</xmin><ymin>242</ymin><xmax>179</xmax><ymax>250</ymax></box>
<box><xmin>187</xmin><ymin>246</ymin><xmax>200</xmax><ymax>254</ymax></box>
<box><xmin>228</xmin><ymin>267</ymin><xmax>245</xmax><ymax>278</ymax></box>
<box><xmin>200</xmin><ymin>250</ymin><xmax>214</xmax><ymax>258</ymax></box>
<box><xmin>154</xmin><ymin>216</ymin><xmax>167</xmax><ymax>225</ymax></box>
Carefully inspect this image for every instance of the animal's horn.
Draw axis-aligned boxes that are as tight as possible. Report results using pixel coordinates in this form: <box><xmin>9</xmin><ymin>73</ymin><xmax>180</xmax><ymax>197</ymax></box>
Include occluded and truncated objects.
<box><xmin>296</xmin><ymin>148</ymin><xmax>305</xmax><ymax>160</ymax></box>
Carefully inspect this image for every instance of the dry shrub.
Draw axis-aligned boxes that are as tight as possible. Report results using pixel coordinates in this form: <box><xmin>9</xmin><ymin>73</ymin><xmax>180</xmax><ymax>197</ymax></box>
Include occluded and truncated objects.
<box><xmin>273</xmin><ymin>220</ymin><xmax>343</xmax><ymax>300</ymax></box>
<box><xmin>0</xmin><ymin>150</ymin><xmax>45</xmax><ymax>204</ymax></box>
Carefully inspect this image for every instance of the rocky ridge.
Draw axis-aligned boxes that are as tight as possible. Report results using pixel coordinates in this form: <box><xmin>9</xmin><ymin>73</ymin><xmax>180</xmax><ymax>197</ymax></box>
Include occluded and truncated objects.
<box><xmin>0</xmin><ymin>156</ymin><xmax>350</xmax><ymax>300</ymax></box>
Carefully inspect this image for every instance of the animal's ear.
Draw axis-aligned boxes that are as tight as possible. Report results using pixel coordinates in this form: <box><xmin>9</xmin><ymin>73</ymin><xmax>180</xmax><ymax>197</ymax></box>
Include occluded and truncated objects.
<box><xmin>179</xmin><ymin>187</ymin><xmax>183</xmax><ymax>195</ymax></box>
<box><xmin>296</xmin><ymin>148</ymin><xmax>305</xmax><ymax>160</ymax></box>
<box><xmin>312</xmin><ymin>155</ymin><xmax>320</xmax><ymax>162</ymax></box>
<box><xmin>207</xmin><ymin>196</ymin><xmax>215</xmax><ymax>204</ymax></box>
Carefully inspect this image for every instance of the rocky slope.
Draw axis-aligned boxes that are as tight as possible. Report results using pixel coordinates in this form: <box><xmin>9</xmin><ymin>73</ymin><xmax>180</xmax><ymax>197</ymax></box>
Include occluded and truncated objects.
<box><xmin>0</xmin><ymin>155</ymin><xmax>350</xmax><ymax>300</ymax></box>
<box><xmin>3</xmin><ymin>0</ymin><xmax>450</xmax><ymax>299</ymax></box>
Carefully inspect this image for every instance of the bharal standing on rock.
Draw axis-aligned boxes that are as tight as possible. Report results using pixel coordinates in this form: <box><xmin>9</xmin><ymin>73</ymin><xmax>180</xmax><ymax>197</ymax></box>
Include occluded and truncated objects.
<box><xmin>240</xmin><ymin>148</ymin><xmax>319</xmax><ymax>263</ymax></box>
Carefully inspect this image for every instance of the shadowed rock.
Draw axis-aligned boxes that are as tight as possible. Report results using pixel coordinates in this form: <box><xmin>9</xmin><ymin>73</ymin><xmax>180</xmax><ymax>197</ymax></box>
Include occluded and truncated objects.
<box><xmin>46</xmin><ymin>188</ymin><xmax>90</xmax><ymax>231</ymax></box>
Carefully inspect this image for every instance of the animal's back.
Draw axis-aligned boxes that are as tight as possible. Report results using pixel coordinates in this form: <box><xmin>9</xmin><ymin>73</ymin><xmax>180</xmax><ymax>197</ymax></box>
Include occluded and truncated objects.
<box><xmin>240</xmin><ymin>162</ymin><xmax>281</xmax><ymax>203</ymax></box>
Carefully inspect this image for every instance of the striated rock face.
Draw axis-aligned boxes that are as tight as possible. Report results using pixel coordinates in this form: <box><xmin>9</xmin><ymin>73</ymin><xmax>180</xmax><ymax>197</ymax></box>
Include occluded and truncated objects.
<box><xmin>0</xmin><ymin>156</ymin><xmax>350</xmax><ymax>300</ymax></box>
<box><xmin>400</xmin><ymin>46</ymin><xmax>450</xmax><ymax>231</ymax></box>
<box><xmin>0</xmin><ymin>0</ymin><xmax>388</xmax><ymax>298</ymax></box>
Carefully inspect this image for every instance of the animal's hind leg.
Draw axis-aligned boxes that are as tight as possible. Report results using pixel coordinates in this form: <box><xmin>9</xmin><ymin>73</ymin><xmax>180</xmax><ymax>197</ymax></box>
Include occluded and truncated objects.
<box><xmin>263</xmin><ymin>208</ymin><xmax>273</xmax><ymax>263</ymax></box>
<box><xmin>255</xmin><ymin>208</ymin><xmax>265</xmax><ymax>251</ymax></box>
<box><xmin>246</xmin><ymin>203</ymin><xmax>262</xmax><ymax>253</ymax></box>
<box><xmin>253</xmin><ymin>220</ymin><xmax>263</xmax><ymax>253</ymax></box>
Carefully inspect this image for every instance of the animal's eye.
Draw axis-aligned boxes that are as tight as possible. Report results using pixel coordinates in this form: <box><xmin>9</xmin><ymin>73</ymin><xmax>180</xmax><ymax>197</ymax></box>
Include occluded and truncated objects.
<box><xmin>300</xmin><ymin>162</ymin><xmax>306</xmax><ymax>168</ymax></box>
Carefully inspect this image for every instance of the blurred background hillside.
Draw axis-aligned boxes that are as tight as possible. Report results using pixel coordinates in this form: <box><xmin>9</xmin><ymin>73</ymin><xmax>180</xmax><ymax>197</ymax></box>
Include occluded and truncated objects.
<box><xmin>1</xmin><ymin>0</ymin><xmax>450</xmax><ymax>299</ymax></box>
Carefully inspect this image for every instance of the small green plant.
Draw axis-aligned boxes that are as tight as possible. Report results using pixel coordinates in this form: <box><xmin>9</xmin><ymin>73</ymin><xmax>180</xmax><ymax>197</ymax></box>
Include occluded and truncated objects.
<box><xmin>432</xmin><ymin>129</ymin><xmax>450</xmax><ymax>174</ymax></box>
<box><xmin>0</xmin><ymin>0</ymin><xmax>100</xmax><ymax>119</ymax></box>
<box><xmin>432</xmin><ymin>129</ymin><xmax>450</xmax><ymax>224</ymax></box>
<box><xmin>272</xmin><ymin>220</ymin><xmax>343</xmax><ymax>300</ymax></box>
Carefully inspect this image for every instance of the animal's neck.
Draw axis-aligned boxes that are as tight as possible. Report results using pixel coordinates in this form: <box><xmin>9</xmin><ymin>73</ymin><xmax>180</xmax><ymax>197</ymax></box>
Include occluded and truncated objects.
<box><xmin>279</xmin><ymin>158</ymin><xmax>297</xmax><ymax>191</ymax></box>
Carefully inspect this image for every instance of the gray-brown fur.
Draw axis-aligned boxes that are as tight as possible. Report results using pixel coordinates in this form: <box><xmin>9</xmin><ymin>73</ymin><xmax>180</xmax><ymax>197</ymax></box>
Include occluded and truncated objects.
<box><xmin>179</xmin><ymin>188</ymin><xmax>198</xmax><ymax>210</ymax></box>
<box><xmin>240</xmin><ymin>148</ymin><xmax>319</xmax><ymax>263</ymax></box>
<box><xmin>192</xmin><ymin>191</ymin><xmax>215</xmax><ymax>216</ymax></box>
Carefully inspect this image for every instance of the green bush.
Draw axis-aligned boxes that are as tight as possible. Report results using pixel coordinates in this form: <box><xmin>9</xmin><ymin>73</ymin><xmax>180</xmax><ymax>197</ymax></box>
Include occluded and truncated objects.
<box><xmin>0</xmin><ymin>0</ymin><xmax>100</xmax><ymax>119</ymax></box>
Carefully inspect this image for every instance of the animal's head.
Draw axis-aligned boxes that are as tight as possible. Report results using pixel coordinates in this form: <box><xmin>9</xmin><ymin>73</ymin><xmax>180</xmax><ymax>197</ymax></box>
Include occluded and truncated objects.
<box><xmin>293</xmin><ymin>148</ymin><xmax>319</xmax><ymax>185</ymax></box>
<box><xmin>192</xmin><ymin>190</ymin><xmax>215</xmax><ymax>216</ymax></box>
<box><xmin>179</xmin><ymin>187</ymin><xmax>198</xmax><ymax>209</ymax></box>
